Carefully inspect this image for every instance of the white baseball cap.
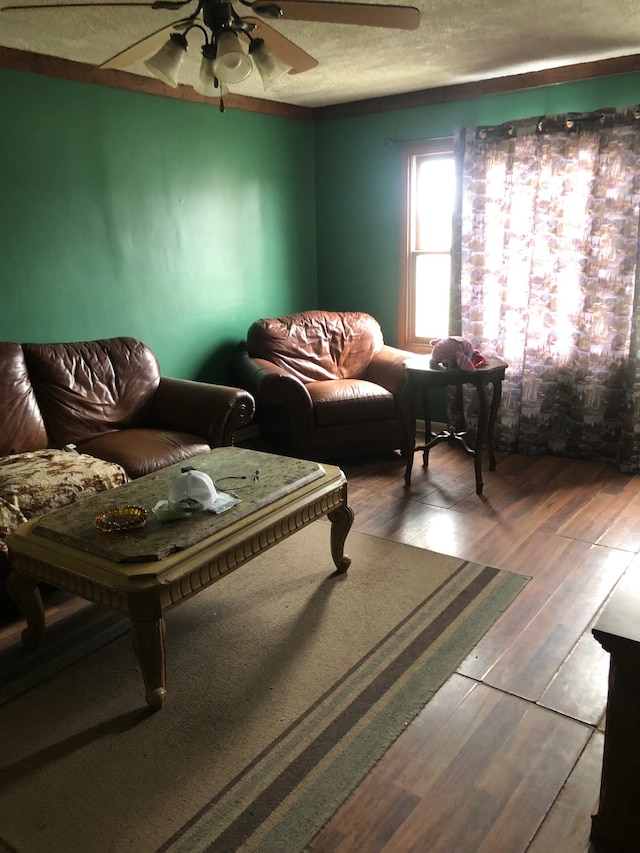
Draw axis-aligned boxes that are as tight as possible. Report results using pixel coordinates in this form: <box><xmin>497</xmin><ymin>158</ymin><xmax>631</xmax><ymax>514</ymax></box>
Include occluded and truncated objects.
<box><xmin>168</xmin><ymin>467</ymin><xmax>217</xmax><ymax>512</ymax></box>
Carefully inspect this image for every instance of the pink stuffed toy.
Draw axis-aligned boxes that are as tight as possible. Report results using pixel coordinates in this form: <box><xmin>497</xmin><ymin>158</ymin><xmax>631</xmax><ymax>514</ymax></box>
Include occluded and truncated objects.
<box><xmin>430</xmin><ymin>336</ymin><xmax>485</xmax><ymax>372</ymax></box>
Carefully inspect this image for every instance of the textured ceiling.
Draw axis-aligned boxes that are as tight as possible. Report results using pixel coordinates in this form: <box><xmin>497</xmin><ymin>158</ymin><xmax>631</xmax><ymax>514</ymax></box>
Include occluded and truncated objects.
<box><xmin>1</xmin><ymin>0</ymin><xmax>640</xmax><ymax>107</ymax></box>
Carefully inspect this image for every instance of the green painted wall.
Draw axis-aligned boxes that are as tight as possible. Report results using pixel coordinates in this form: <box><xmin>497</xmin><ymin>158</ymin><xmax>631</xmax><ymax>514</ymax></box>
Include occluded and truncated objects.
<box><xmin>0</xmin><ymin>70</ymin><xmax>317</xmax><ymax>381</ymax></box>
<box><xmin>314</xmin><ymin>72</ymin><xmax>640</xmax><ymax>346</ymax></box>
<box><xmin>3</xmin><ymin>67</ymin><xmax>639</xmax><ymax>387</ymax></box>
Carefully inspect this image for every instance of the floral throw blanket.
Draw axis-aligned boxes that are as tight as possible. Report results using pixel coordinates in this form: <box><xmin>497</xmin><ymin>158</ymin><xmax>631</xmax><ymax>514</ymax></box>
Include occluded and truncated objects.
<box><xmin>0</xmin><ymin>449</ymin><xmax>128</xmax><ymax>561</ymax></box>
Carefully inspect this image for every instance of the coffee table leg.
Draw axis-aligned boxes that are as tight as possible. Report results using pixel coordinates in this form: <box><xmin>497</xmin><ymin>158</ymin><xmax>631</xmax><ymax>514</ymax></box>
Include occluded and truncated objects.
<box><xmin>6</xmin><ymin>570</ymin><xmax>45</xmax><ymax>649</ymax></box>
<box><xmin>129</xmin><ymin>595</ymin><xmax>167</xmax><ymax>711</ymax></box>
<box><xmin>327</xmin><ymin>504</ymin><xmax>354</xmax><ymax>574</ymax></box>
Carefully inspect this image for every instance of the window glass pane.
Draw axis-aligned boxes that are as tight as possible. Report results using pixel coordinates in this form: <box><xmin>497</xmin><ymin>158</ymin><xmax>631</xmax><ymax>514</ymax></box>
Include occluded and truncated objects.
<box><xmin>415</xmin><ymin>157</ymin><xmax>456</xmax><ymax>252</ymax></box>
<box><xmin>399</xmin><ymin>138</ymin><xmax>455</xmax><ymax>352</ymax></box>
<box><xmin>414</xmin><ymin>253</ymin><xmax>451</xmax><ymax>339</ymax></box>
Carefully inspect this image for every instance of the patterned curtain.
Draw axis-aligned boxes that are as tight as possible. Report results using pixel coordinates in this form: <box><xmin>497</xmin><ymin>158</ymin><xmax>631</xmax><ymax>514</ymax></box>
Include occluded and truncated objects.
<box><xmin>453</xmin><ymin>109</ymin><xmax>640</xmax><ymax>472</ymax></box>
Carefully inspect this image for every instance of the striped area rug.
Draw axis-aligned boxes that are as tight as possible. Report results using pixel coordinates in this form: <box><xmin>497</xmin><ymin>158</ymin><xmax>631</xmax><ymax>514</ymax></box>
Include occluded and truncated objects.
<box><xmin>0</xmin><ymin>525</ymin><xmax>528</xmax><ymax>853</ymax></box>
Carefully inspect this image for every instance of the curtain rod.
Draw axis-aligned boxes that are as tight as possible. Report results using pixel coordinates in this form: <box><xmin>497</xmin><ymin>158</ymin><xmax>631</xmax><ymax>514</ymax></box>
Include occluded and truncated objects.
<box><xmin>383</xmin><ymin>105</ymin><xmax>640</xmax><ymax>146</ymax></box>
<box><xmin>383</xmin><ymin>135</ymin><xmax>450</xmax><ymax>147</ymax></box>
<box><xmin>476</xmin><ymin>105</ymin><xmax>640</xmax><ymax>140</ymax></box>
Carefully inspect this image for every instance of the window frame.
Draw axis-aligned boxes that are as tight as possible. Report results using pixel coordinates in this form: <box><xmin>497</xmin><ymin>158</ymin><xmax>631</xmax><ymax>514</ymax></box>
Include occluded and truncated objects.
<box><xmin>398</xmin><ymin>137</ymin><xmax>455</xmax><ymax>354</ymax></box>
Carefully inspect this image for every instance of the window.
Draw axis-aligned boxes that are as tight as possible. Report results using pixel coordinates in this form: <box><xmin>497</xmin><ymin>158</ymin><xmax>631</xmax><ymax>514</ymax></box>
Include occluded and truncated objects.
<box><xmin>398</xmin><ymin>138</ymin><xmax>456</xmax><ymax>352</ymax></box>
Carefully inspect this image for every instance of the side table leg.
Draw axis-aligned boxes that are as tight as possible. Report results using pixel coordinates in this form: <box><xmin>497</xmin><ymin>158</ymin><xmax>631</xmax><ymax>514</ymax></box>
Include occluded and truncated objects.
<box><xmin>452</xmin><ymin>384</ymin><xmax>466</xmax><ymax>433</ymax></box>
<box><xmin>488</xmin><ymin>378</ymin><xmax>502</xmax><ymax>472</ymax></box>
<box><xmin>6</xmin><ymin>570</ymin><xmax>45</xmax><ymax>649</ymax></box>
<box><xmin>327</xmin><ymin>503</ymin><xmax>354</xmax><ymax>574</ymax></box>
<box><xmin>422</xmin><ymin>389</ymin><xmax>432</xmax><ymax>468</ymax></box>
<box><xmin>401</xmin><ymin>372</ymin><xmax>417</xmax><ymax>486</ymax></box>
<box><xmin>475</xmin><ymin>381</ymin><xmax>489</xmax><ymax>495</ymax></box>
<box><xmin>129</xmin><ymin>594</ymin><xmax>167</xmax><ymax>711</ymax></box>
<box><xmin>404</xmin><ymin>449</ymin><xmax>416</xmax><ymax>487</ymax></box>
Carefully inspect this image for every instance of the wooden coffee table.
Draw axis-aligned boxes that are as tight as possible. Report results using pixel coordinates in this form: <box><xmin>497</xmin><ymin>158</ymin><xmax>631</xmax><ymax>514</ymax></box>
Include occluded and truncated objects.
<box><xmin>7</xmin><ymin>447</ymin><xmax>353</xmax><ymax>710</ymax></box>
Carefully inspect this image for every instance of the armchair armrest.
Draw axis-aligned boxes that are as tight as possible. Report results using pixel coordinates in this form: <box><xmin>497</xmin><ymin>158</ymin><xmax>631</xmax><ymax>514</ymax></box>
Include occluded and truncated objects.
<box><xmin>146</xmin><ymin>377</ymin><xmax>255</xmax><ymax>448</ymax></box>
<box><xmin>253</xmin><ymin>364</ymin><xmax>313</xmax><ymax>409</ymax></box>
<box><xmin>233</xmin><ymin>349</ymin><xmax>313</xmax><ymax>407</ymax></box>
<box><xmin>365</xmin><ymin>345</ymin><xmax>413</xmax><ymax>394</ymax></box>
<box><xmin>233</xmin><ymin>349</ymin><xmax>315</xmax><ymax>455</ymax></box>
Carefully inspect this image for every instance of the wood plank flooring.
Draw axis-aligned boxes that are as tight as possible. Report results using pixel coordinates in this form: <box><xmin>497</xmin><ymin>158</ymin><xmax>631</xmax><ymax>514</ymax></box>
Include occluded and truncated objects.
<box><xmin>309</xmin><ymin>445</ymin><xmax>637</xmax><ymax>852</ymax></box>
<box><xmin>1</xmin><ymin>444</ymin><xmax>636</xmax><ymax>851</ymax></box>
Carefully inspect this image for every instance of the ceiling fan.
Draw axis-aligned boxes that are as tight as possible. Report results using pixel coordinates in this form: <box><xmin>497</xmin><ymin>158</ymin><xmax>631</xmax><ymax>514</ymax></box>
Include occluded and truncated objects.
<box><xmin>1</xmin><ymin>0</ymin><xmax>421</xmax><ymax>110</ymax></box>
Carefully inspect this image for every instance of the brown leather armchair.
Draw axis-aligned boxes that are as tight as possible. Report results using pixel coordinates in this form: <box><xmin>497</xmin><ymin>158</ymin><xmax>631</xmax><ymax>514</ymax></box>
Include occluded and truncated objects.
<box><xmin>233</xmin><ymin>311</ymin><xmax>413</xmax><ymax>460</ymax></box>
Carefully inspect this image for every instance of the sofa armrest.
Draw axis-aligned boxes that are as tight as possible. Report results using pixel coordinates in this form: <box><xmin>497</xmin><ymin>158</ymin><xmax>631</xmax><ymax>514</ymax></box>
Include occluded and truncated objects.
<box><xmin>365</xmin><ymin>345</ymin><xmax>413</xmax><ymax>394</ymax></box>
<box><xmin>146</xmin><ymin>377</ymin><xmax>255</xmax><ymax>448</ymax></box>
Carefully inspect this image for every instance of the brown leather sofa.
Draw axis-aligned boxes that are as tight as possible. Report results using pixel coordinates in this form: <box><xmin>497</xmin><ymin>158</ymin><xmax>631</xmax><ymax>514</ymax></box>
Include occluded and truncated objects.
<box><xmin>233</xmin><ymin>311</ymin><xmax>413</xmax><ymax>460</ymax></box>
<box><xmin>2</xmin><ymin>336</ymin><xmax>255</xmax><ymax>478</ymax></box>
<box><xmin>0</xmin><ymin>336</ymin><xmax>255</xmax><ymax>623</ymax></box>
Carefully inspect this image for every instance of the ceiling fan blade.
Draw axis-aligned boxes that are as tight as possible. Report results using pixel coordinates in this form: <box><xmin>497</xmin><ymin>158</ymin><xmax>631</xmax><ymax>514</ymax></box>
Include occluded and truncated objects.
<box><xmin>242</xmin><ymin>16</ymin><xmax>318</xmax><ymax>74</ymax></box>
<box><xmin>252</xmin><ymin>0</ymin><xmax>419</xmax><ymax>30</ymax></box>
<box><xmin>1</xmin><ymin>1</ymin><xmax>175</xmax><ymax>10</ymax></box>
<box><xmin>99</xmin><ymin>18</ymin><xmax>192</xmax><ymax>69</ymax></box>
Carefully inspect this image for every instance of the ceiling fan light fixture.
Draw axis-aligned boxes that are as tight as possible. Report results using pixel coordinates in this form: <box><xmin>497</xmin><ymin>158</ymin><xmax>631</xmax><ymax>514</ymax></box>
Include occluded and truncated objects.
<box><xmin>194</xmin><ymin>56</ymin><xmax>220</xmax><ymax>97</ymax></box>
<box><xmin>212</xmin><ymin>30</ymin><xmax>252</xmax><ymax>84</ymax></box>
<box><xmin>193</xmin><ymin>43</ymin><xmax>220</xmax><ymax>97</ymax></box>
<box><xmin>249</xmin><ymin>38</ymin><xmax>292</xmax><ymax>89</ymax></box>
<box><xmin>144</xmin><ymin>32</ymin><xmax>187</xmax><ymax>88</ymax></box>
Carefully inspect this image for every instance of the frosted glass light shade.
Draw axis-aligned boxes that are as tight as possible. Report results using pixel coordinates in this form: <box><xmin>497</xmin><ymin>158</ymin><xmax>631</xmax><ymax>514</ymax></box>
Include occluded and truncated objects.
<box><xmin>250</xmin><ymin>40</ymin><xmax>292</xmax><ymax>89</ymax></box>
<box><xmin>212</xmin><ymin>31</ymin><xmax>252</xmax><ymax>84</ymax></box>
<box><xmin>144</xmin><ymin>33</ymin><xmax>187</xmax><ymax>88</ymax></box>
<box><xmin>193</xmin><ymin>57</ymin><xmax>220</xmax><ymax>97</ymax></box>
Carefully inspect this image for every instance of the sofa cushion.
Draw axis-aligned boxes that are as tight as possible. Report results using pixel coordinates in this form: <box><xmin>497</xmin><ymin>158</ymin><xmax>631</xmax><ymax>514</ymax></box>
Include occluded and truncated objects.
<box><xmin>23</xmin><ymin>337</ymin><xmax>161</xmax><ymax>448</ymax></box>
<box><xmin>309</xmin><ymin>380</ymin><xmax>397</xmax><ymax>427</ymax></box>
<box><xmin>247</xmin><ymin>311</ymin><xmax>384</xmax><ymax>383</ymax></box>
<box><xmin>0</xmin><ymin>342</ymin><xmax>48</xmax><ymax>456</ymax></box>
<box><xmin>0</xmin><ymin>449</ymin><xmax>128</xmax><ymax>559</ymax></box>
<box><xmin>77</xmin><ymin>429</ymin><xmax>210</xmax><ymax>479</ymax></box>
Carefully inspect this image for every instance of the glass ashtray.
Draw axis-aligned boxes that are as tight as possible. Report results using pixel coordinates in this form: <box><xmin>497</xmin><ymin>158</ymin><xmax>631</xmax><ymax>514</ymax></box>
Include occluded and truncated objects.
<box><xmin>94</xmin><ymin>505</ymin><xmax>148</xmax><ymax>533</ymax></box>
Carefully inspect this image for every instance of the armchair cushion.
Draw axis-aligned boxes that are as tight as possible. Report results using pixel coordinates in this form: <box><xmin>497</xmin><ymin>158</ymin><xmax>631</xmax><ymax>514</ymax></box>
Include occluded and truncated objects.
<box><xmin>309</xmin><ymin>380</ymin><xmax>396</xmax><ymax>427</ymax></box>
<box><xmin>247</xmin><ymin>311</ymin><xmax>385</xmax><ymax>382</ymax></box>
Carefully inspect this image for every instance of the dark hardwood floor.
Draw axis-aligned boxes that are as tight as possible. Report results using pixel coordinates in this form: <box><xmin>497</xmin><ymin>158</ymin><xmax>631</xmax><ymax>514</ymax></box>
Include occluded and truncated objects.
<box><xmin>2</xmin><ymin>441</ymin><xmax>636</xmax><ymax>851</ymax></box>
<box><xmin>308</xmin><ymin>443</ymin><xmax>636</xmax><ymax>853</ymax></box>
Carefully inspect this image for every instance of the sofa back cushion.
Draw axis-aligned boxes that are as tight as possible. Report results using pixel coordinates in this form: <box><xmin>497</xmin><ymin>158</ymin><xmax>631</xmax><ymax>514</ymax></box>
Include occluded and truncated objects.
<box><xmin>0</xmin><ymin>342</ymin><xmax>49</xmax><ymax>456</ymax></box>
<box><xmin>24</xmin><ymin>337</ymin><xmax>161</xmax><ymax>447</ymax></box>
<box><xmin>247</xmin><ymin>311</ymin><xmax>385</xmax><ymax>383</ymax></box>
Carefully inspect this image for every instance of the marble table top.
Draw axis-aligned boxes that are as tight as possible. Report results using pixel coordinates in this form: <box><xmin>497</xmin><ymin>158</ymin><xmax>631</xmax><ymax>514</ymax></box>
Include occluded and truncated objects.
<box><xmin>33</xmin><ymin>447</ymin><xmax>325</xmax><ymax>563</ymax></box>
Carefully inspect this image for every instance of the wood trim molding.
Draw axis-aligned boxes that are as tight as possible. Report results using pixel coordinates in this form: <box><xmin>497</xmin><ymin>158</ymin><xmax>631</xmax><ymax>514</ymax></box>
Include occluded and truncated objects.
<box><xmin>1</xmin><ymin>44</ymin><xmax>639</xmax><ymax>121</ymax></box>
<box><xmin>397</xmin><ymin>142</ymin><xmax>412</xmax><ymax>351</ymax></box>
<box><xmin>0</xmin><ymin>45</ymin><xmax>314</xmax><ymax>120</ymax></box>
<box><xmin>313</xmin><ymin>54</ymin><xmax>640</xmax><ymax>121</ymax></box>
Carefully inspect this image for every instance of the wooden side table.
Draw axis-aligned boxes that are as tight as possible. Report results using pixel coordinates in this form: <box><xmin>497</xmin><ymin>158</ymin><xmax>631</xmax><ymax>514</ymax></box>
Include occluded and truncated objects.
<box><xmin>591</xmin><ymin>573</ymin><xmax>640</xmax><ymax>852</ymax></box>
<box><xmin>401</xmin><ymin>356</ymin><xmax>507</xmax><ymax>495</ymax></box>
